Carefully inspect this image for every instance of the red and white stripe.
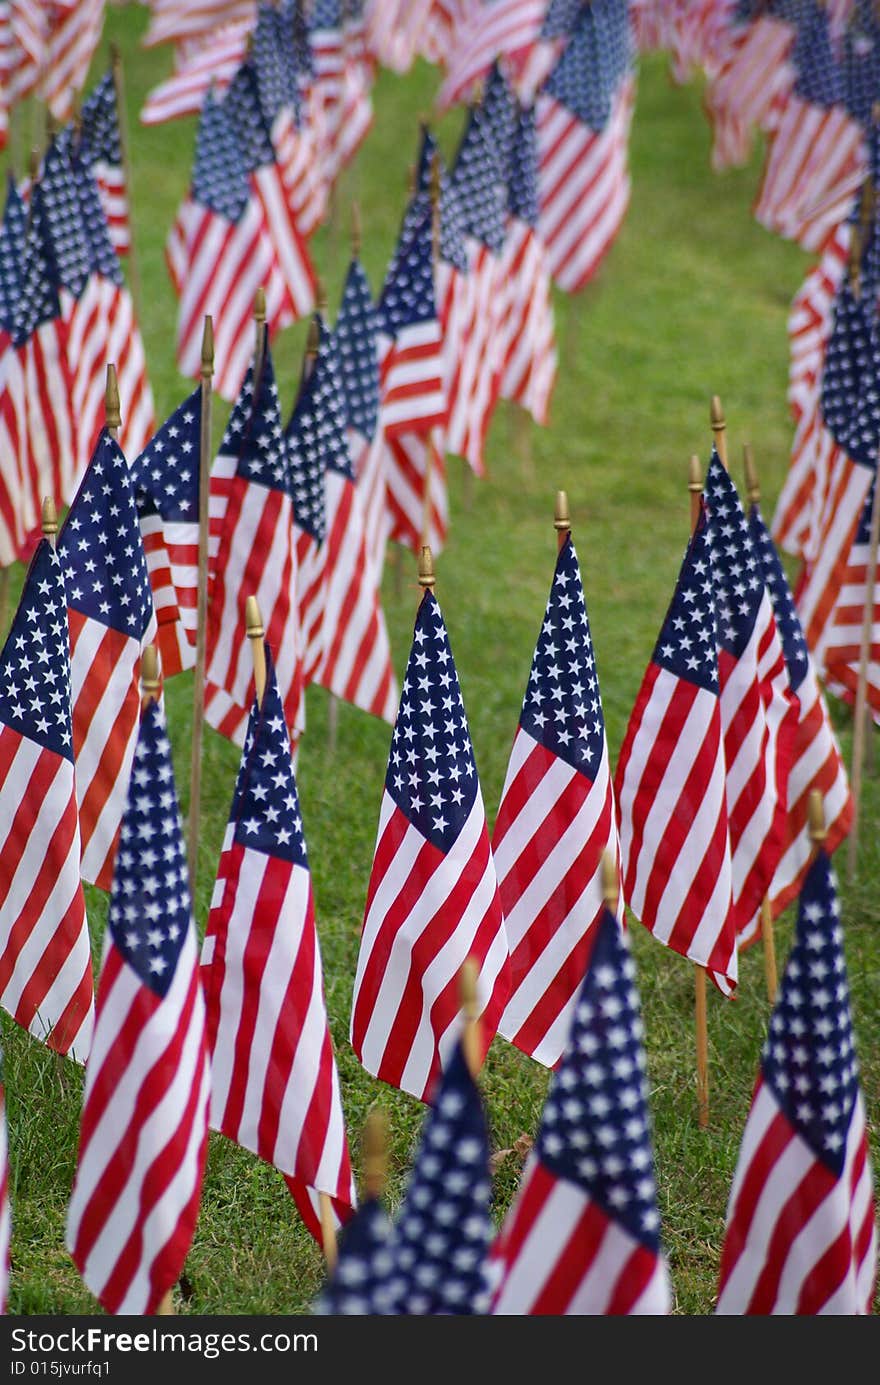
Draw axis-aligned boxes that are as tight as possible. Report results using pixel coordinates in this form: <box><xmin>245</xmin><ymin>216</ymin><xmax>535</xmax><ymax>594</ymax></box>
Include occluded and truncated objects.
<box><xmin>382</xmin><ymin>429</ymin><xmax>449</xmax><ymax>557</ymax></box>
<box><xmin>536</xmin><ymin>77</ymin><xmax>635</xmax><ymax>295</ymax></box>
<box><xmin>351</xmin><ymin>426</ymin><xmax>390</xmax><ymax>590</ymax></box>
<box><xmin>143</xmin><ymin>0</ymin><xmax>255</xmax><ymax>49</ymax></box>
<box><xmin>716</xmin><ymin>1080</ymin><xmax>876</xmax><ymax>1314</ymax></box>
<box><xmin>0</xmin><ymin>337</ymin><xmax>33</xmax><ymax>563</ymax></box>
<box><xmin>795</xmin><ymin>444</ymin><xmax>873</xmax><ymax>662</ymax></box>
<box><xmin>17</xmin><ymin>320</ymin><xmax>77</xmax><ymax>545</ymax></box>
<box><xmin>491</xmin><ymin>1155</ymin><xmax>671</xmax><ymax>1314</ymax></box>
<box><xmin>351</xmin><ymin>792</ymin><xmax>509</xmax><ymax>1103</ymax></box>
<box><xmin>379</xmin><ymin>320</ymin><xmax>446</xmax><ymax>440</ymax></box>
<box><xmin>365</xmin><ymin>0</ymin><xmax>433</xmax><ymax>71</ymax></box>
<box><xmin>786</xmin><ymin>221</ymin><xmax>850</xmax><ymax>429</ymax></box>
<box><xmin>443</xmin><ymin>243</ymin><xmax>504</xmax><ymax>476</ymax></box>
<box><xmin>754</xmin><ymin>96</ymin><xmax>867</xmax><ymax>254</ymax></box>
<box><xmin>275</xmin><ymin>102</ymin><xmax>330</xmax><ymax>242</ymax></box>
<box><xmin>251</xmin><ymin>163</ymin><xmax>316</xmax><ymax>322</ymax></box>
<box><xmin>496</xmin><ymin>218</ymin><xmax>556</xmax><ymax>426</ymax></box>
<box><xmin>140</xmin><ymin>23</ymin><xmax>249</xmax><ymax>126</ymax></box>
<box><xmin>140</xmin><ymin>515</ymin><xmax>195</xmax><ymax>680</ymax></box>
<box><xmin>493</xmin><ymin>732</ymin><xmax>618</xmax><ymax>1068</ymax></box>
<box><xmin>92</xmin><ymin>163</ymin><xmax>129</xmax><ymax>259</ymax></box>
<box><xmin>41</xmin><ymin>0</ymin><xmax>105</xmax><ymax>121</ymax></box>
<box><xmin>436</xmin><ymin>0</ymin><xmax>545</xmax><ymax>110</ymax></box>
<box><xmin>822</xmin><ymin>501</ymin><xmax>880</xmax><ymax>721</ymax></box>
<box><xmin>703</xmin><ymin>16</ymin><xmax>796</xmax><ymax>171</ymax></box>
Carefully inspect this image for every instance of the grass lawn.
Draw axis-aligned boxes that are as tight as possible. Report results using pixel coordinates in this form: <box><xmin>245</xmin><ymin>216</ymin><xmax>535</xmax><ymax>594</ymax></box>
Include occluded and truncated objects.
<box><xmin>2</xmin><ymin>6</ymin><xmax>877</xmax><ymax>1315</ymax></box>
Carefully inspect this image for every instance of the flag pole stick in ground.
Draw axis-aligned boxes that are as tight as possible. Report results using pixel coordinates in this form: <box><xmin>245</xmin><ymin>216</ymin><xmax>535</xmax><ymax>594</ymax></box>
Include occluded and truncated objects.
<box><xmin>688</xmin><ymin>451</ymin><xmax>711</xmax><ymax>1128</ymax></box>
<box><xmin>109</xmin><ymin>43</ymin><xmax>144</xmax><ymax>326</ymax></box>
<box><xmin>743</xmin><ymin>442</ymin><xmax>778</xmax><ymax>1004</ymax></box>
<box><xmin>846</xmin><ymin>448</ymin><xmax>880</xmax><ymax>881</ymax></box>
<box><xmin>808</xmin><ymin>786</ymin><xmax>827</xmax><ymax>854</ymax></box>
<box><xmin>187</xmin><ymin>315</ymin><xmax>214</xmax><ymax>893</ymax></box>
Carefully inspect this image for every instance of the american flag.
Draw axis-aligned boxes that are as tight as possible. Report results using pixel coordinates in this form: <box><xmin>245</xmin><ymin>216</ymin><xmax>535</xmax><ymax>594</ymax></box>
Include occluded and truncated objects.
<box><xmin>350</xmin><ymin>588</ymin><xmax>510</xmax><ymax>1101</ymax></box>
<box><xmin>493</xmin><ymin>535</ymin><xmax>619</xmax><ymax>1068</ymax></box>
<box><xmin>336</xmin><ymin>0</ymin><xmax>374</xmax><ymax>173</ymax></box>
<box><xmin>66</xmin><ymin>697</ymin><xmax>210</xmax><ymax>1316</ymax></box>
<box><xmin>166</xmin><ymin>91</ymin><xmax>295</xmax><ymax>403</ymax></box>
<box><xmin>703</xmin><ymin>11</ymin><xmax>797</xmax><ymax>172</ymax></box>
<box><xmin>201</xmin><ymin>645</ymin><xmax>356</xmax><ymax>1223</ymax></box>
<box><xmin>0</xmin><ymin>539</ymin><xmax>93</xmax><ymax>1061</ymax></box>
<box><xmin>823</xmin><ymin>475</ymin><xmax>880</xmax><ymax>717</ymax></box>
<box><xmin>376</xmin><ymin>198</ymin><xmax>446</xmax><ymax>441</ymax></box>
<box><xmin>143</xmin><ymin>0</ymin><xmax>256</xmax><ymax>49</ymax></box>
<box><xmin>515</xmin><ymin>0</ymin><xmax>579</xmax><ymax>102</ymax></box>
<box><xmin>308</xmin><ymin>0</ymin><xmax>347</xmax><ymax>185</ymax></box>
<box><xmin>491</xmin><ymin>906</ymin><xmax>671</xmax><ymax>1315</ymax></box>
<box><xmin>749</xmin><ymin>501</ymin><xmax>852</xmax><ymax>919</ymax></box>
<box><xmin>754</xmin><ymin>5</ymin><xmax>867</xmax><ymax>253</ymax></box>
<box><xmin>41</xmin><ymin>0</ymin><xmax>105</xmax><ymax>121</ymax></box>
<box><xmin>704</xmin><ymin>453</ymin><xmax>798</xmax><ymax>952</ymax></box>
<box><xmin>132</xmin><ymin>389</ymin><xmax>202</xmax><ymax>680</ymax></box>
<box><xmin>314</xmin><ymin>1197</ymin><xmax>394</xmax><ymax>1314</ymax></box>
<box><xmin>536</xmin><ymin>1</ymin><xmax>635</xmax><ymax>295</ymax></box>
<box><xmin>79</xmin><ymin>72</ymin><xmax>130</xmax><ymax>258</ymax></box>
<box><xmin>0</xmin><ymin>175</ymin><xmax>28</xmax><ymax>566</ymax></box>
<box><xmin>364</xmin><ymin>0</ymin><xmax>433</xmax><ymax>72</ymax></box>
<box><xmin>436</xmin><ymin>0</ymin><xmax>546</xmax><ymax>110</ymax></box>
<box><xmin>615</xmin><ymin>506</ymin><xmax>736</xmax><ymax>986</ymax></box>
<box><xmin>206</xmin><ymin>346</ymin><xmax>304</xmax><ymax>745</ymax></box>
<box><xmin>716</xmin><ymin>850</ymin><xmax>876</xmax><ymax>1314</ymax></box>
<box><xmin>380</xmin><ymin>1040</ymin><xmax>494</xmax><ymax>1314</ymax></box>
<box><xmin>140</xmin><ymin>22</ymin><xmax>250</xmax><ymax>126</ymax></box>
<box><xmin>58</xmin><ymin>431</ymin><xmax>156</xmax><ymax>893</ymax></box>
<box><xmin>496</xmin><ymin>103</ymin><xmax>557</xmax><ymax>426</ymax></box>
<box><xmin>271</xmin><ymin>4</ymin><xmax>330</xmax><ymax>241</ymax></box>
<box><xmin>0</xmin><ymin>1047</ymin><xmax>9</xmax><ymax>1312</ymax></box>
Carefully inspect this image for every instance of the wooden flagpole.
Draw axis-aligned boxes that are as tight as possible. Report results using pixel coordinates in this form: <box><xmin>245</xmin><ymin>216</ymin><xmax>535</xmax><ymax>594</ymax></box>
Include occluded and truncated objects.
<box><xmin>846</xmin><ymin>460</ymin><xmax>880</xmax><ymax>881</ymax></box>
<box><xmin>105</xmin><ymin>363</ymin><xmax>121</xmax><ymax>441</ymax></box>
<box><xmin>688</xmin><ymin>449</ymin><xmax>710</xmax><ymax>1129</ymax></box>
<box><xmin>186</xmin><ymin>317</ymin><xmax>214</xmax><ymax>894</ymax></box>
<box><xmin>253</xmin><ymin>286</ymin><xmax>266</xmax><ymax>384</ymax></box>
<box><xmin>361</xmin><ymin>1107</ymin><xmax>389</xmax><ymax>1201</ymax></box>
<box><xmin>554</xmin><ymin>489</ymin><xmax>570</xmax><ymax>552</ymax></box>
<box><xmin>808</xmin><ymin>786</ymin><xmax>827</xmax><ymax>857</ymax></box>
<box><xmin>742</xmin><ymin>443</ymin><xmax>778</xmax><ymax>1004</ymax></box>
<box><xmin>710</xmin><ymin>394</ymin><xmax>728</xmax><ymax>469</ymax></box>
<box><xmin>109</xmin><ymin>42</ymin><xmax>144</xmax><ymax>327</ymax></box>
<box><xmin>459</xmin><ymin>957</ymin><xmax>482</xmax><ymax>1081</ymax></box>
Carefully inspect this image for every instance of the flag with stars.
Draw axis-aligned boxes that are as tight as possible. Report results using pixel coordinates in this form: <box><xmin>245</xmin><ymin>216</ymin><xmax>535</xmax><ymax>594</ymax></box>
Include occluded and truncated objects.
<box><xmin>494</xmin><ymin>534</ymin><xmax>620</xmax><ymax>1069</ymax></box>
<box><xmin>132</xmin><ymin>388</ymin><xmax>202</xmax><ymax>679</ymax></box>
<box><xmin>0</xmin><ymin>173</ymin><xmax>29</xmax><ymax>566</ymax></box>
<box><xmin>350</xmin><ymin>588</ymin><xmax>510</xmax><ymax>1101</ymax></box>
<box><xmin>749</xmin><ymin>501</ymin><xmax>852</xmax><ymax>919</ymax></box>
<box><xmin>704</xmin><ymin>452</ymin><xmax>798</xmax><ymax>953</ymax></box>
<box><xmin>313</xmin><ymin>1197</ymin><xmax>394</xmax><ymax>1315</ymax></box>
<box><xmin>201</xmin><ymin>644</ymin><xmax>356</xmax><ymax>1229</ymax></box>
<box><xmin>79</xmin><ymin>71</ymin><xmax>130</xmax><ymax>257</ymax></box>
<box><xmin>0</xmin><ymin>539</ymin><xmax>93</xmax><ymax>1060</ymax></box>
<box><xmin>823</xmin><ymin>473</ymin><xmax>880</xmax><ymax>718</ymax></box>
<box><xmin>375</xmin><ymin>197</ymin><xmax>446</xmax><ymax>441</ymax></box>
<box><xmin>536</xmin><ymin>0</ymin><xmax>635</xmax><ymax>295</ymax></box>
<box><xmin>491</xmin><ymin>907</ymin><xmax>671</xmax><ymax>1315</ymax></box>
<box><xmin>717</xmin><ymin>851</ymin><xmax>876</xmax><ymax>1314</ymax></box>
<box><xmin>166</xmin><ymin>90</ymin><xmax>296</xmax><ymax>403</ymax></box>
<box><xmin>66</xmin><ymin>697</ymin><xmax>210</xmax><ymax>1316</ymax></box>
<box><xmin>379</xmin><ymin>1040</ymin><xmax>495</xmax><ymax>1314</ymax></box>
<box><xmin>58</xmin><ymin>430</ymin><xmax>156</xmax><ymax>892</ymax></box>
<box><xmin>205</xmin><ymin>343</ymin><xmax>304</xmax><ymax>746</ymax></box>
<box><xmin>615</xmin><ymin>506</ymin><xmax>736</xmax><ymax>987</ymax></box>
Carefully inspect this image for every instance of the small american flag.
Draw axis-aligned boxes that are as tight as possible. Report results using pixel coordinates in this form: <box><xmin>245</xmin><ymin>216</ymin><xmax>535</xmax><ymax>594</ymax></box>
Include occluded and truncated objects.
<box><xmin>494</xmin><ymin>535</ymin><xmax>619</xmax><ymax>1068</ymax></box>
<box><xmin>491</xmin><ymin>906</ymin><xmax>671</xmax><ymax>1315</ymax></box>
<box><xmin>615</xmin><ymin>506</ymin><xmax>736</xmax><ymax>986</ymax></box>
<box><xmin>536</xmin><ymin>1</ymin><xmax>635</xmax><ymax>295</ymax></box>
<box><xmin>0</xmin><ymin>539</ymin><xmax>93</xmax><ymax>1061</ymax></box>
<box><xmin>66</xmin><ymin>698</ymin><xmax>210</xmax><ymax>1316</ymax></box>
<box><xmin>201</xmin><ymin>645</ymin><xmax>356</xmax><ymax>1223</ymax></box>
<box><xmin>350</xmin><ymin>588</ymin><xmax>510</xmax><ymax>1101</ymax></box>
<box><xmin>58</xmin><ymin>431</ymin><xmax>156</xmax><ymax>892</ymax></box>
<box><xmin>703</xmin><ymin>12</ymin><xmax>797</xmax><ymax>172</ymax></box>
<box><xmin>717</xmin><ymin>850</ymin><xmax>877</xmax><ymax>1314</ymax></box>
<box><xmin>822</xmin><ymin>475</ymin><xmax>880</xmax><ymax>716</ymax></box>
<box><xmin>0</xmin><ymin>175</ymin><xmax>28</xmax><ymax>565</ymax></box>
<box><xmin>437</xmin><ymin>0</ymin><xmax>545</xmax><ymax>110</ymax></box>
<box><xmin>376</xmin><ymin>199</ymin><xmax>446</xmax><ymax>441</ymax></box>
<box><xmin>132</xmin><ymin>389</ymin><xmax>202</xmax><ymax>680</ymax></box>
<box><xmin>79</xmin><ymin>72</ymin><xmax>130</xmax><ymax>257</ymax></box>
<box><xmin>206</xmin><ymin>346</ymin><xmax>304</xmax><ymax>745</ymax></box>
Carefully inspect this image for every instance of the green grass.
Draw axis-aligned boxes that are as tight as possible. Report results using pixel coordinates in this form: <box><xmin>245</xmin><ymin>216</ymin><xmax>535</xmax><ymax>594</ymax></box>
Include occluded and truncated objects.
<box><xmin>2</xmin><ymin>7</ymin><xmax>878</xmax><ymax>1315</ymax></box>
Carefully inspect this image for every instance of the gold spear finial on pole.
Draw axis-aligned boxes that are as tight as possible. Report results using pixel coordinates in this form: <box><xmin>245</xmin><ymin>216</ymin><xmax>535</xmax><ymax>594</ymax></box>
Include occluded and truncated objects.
<box><xmin>140</xmin><ymin>646</ymin><xmax>160</xmax><ymax>707</ymax></box>
<box><xmin>554</xmin><ymin>490</ymin><xmax>571</xmax><ymax>550</ymax></box>
<box><xmin>105</xmin><ymin>363</ymin><xmax>121</xmax><ymax>438</ymax></box>
<box><xmin>245</xmin><ymin>596</ymin><xmax>267</xmax><ymax>710</ymax></box>
<box><xmin>809</xmin><ymin>789</ymin><xmax>827</xmax><ymax>850</ymax></box>
<box><xmin>601</xmin><ymin>850</ymin><xmax>619</xmax><ymax>910</ymax></box>
<box><xmin>253</xmin><ymin>286</ymin><xmax>266</xmax><ymax>382</ymax></box>
<box><xmin>688</xmin><ymin>455</ymin><xmax>703</xmax><ymax>534</ymax></box>
<box><xmin>41</xmin><ymin>497</ymin><xmax>58</xmax><ymax>545</ymax></box>
<box><xmin>710</xmin><ymin>395</ymin><xmax>728</xmax><ymax>470</ymax></box>
<box><xmin>417</xmin><ymin>545</ymin><xmax>436</xmax><ymax>592</ymax></box>
<box><xmin>459</xmin><ymin>957</ymin><xmax>481</xmax><ymax>1080</ymax></box>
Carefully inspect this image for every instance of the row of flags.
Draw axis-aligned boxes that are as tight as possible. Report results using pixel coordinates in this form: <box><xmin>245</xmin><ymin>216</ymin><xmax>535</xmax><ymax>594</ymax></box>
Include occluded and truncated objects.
<box><xmin>0</xmin><ymin>0</ymin><xmax>105</xmax><ymax>136</ymax></box>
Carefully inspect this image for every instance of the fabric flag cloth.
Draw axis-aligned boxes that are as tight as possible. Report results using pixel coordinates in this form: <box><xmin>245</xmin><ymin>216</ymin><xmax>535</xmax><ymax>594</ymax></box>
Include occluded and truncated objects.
<box><xmin>536</xmin><ymin>1</ymin><xmax>635</xmax><ymax>295</ymax></box>
<box><xmin>66</xmin><ymin>699</ymin><xmax>211</xmax><ymax>1317</ymax></box>
<box><xmin>350</xmin><ymin>589</ymin><xmax>510</xmax><ymax>1102</ymax></box>
<box><xmin>436</xmin><ymin>0</ymin><xmax>545</xmax><ymax>110</ymax></box>
<box><xmin>0</xmin><ymin>539</ymin><xmax>93</xmax><ymax>1061</ymax></box>
<box><xmin>749</xmin><ymin>502</ymin><xmax>852</xmax><ymax>919</ymax></box>
<box><xmin>132</xmin><ymin>390</ymin><xmax>202</xmax><ymax>680</ymax></box>
<box><xmin>491</xmin><ymin>907</ymin><xmax>671</xmax><ymax>1315</ymax></box>
<box><xmin>207</xmin><ymin>346</ymin><xmax>303</xmax><ymax>746</ymax></box>
<box><xmin>313</xmin><ymin>1198</ymin><xmax>394</xmax><ymax>1314</ymax></box>
<box><xmin>615</xmin><ymin>505</ymin><xmax>736</xmax><ymax>987</ymax></box>
<box><xmin>493</xmin><ymin>535</ymin><xmax>619</xmax><ymax>1069</ymax></box>
<box><xmin>704</xmin><ymin>453</ymin><xmax>797</xmax><ymax>952</ymax></box>
<box><xmin>201</xmin><ymin>645</ymin><xmax>355</xmax><ymax>1228</ymax></box>
<box><xmin>702</xmin><ymin>12</ymin><xmax>797</xmax><ymax>172</ymax></box>
<box><xmin>140</xmin><ymin>22</ymin><xmax>250</xmax><ymax>126</ymax></box>
<box><xmin>716</xmin><ymin>851</ymin><xmax>876</xmax><ymax>1314</ymax></box>
<box><xmin>41</xmin><ymin>0</ymin><xmax>106</xmax><ymax>121</ymax></box>
<box><xmin>58</xmin><ymin>431</ymin><xmax>156</xmax><ymax>892</ymax></box>
<box><xmin>0</xmin><ymin>174</ymin><xmax>28</xmax><ymax>565</ymax></box>
<box><xmin>166</xmin><ymin>92</ymin><xmax>296</xmax><ymax>403</ymax></box>
<box><xmin>0</xmin><ymin>1047</ymin><xmax>9</xmax><ymax>1313</ymax></box>
<box><xmin>143</xmin><ymin>0</ymin><xmax>256</xmax><ymax>48</ymax></box>
<box><xmin>822</xmin><ymin>477</ymin><xmax>880</xmax><ymax>718</ymax></box>
<box><xmin>380</xmin><ymin>1041</ymin><xmax>495</xmax><ymax>1314</ymax></box>
<box><xmin>79</xmin><ymin>72</ymin><xmax>130</xmax><ymax>257</ymax></box>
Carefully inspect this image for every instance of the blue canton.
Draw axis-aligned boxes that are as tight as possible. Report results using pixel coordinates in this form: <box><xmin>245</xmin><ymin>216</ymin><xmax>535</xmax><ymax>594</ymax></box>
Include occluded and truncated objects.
<box><xmin>223</xmin><ymin>63</ymin><xmax>276</xmax><ymax>174</ymax></box>
<box><xmin>749</xmin><ymin>504</ymin><xmax>810</xmax><ymax>694</ymax></box>
<box><xmin>382</xmin><ymin>1044</ymin><xmax>493</xmax><ymax>1315</ymax></box>
<box><xmin>252</xmin><ymin>4</ymin><xmax>301</xmax><ymax>127</ymax></box>
<box><xmin>286</xmin><ymin>319</ymin><xmax>350</xmax><ymax>539</ymax></box>
<box><xmin>109</xmin><ymin>700</ymin><xmax>192</xmax><ymax>999</ymax></box>
<box><xmin>13</xmin><ymin>190</ymin><xmax>61</xmax><ymax>347</ymax></box>
<box><xmin>537</xmin><ymin>908</ymin><xmax>662</xmax><ymax>1251</ymax></box>
<box><xmin>230</xmin><ymin>645</ymin><xmax>308</xmax><ymax>868</ymax></box>
<box><xmin>132</xmin><ymin>388</ymin><xmax>201</xmax><ymax>523</ymax></box>
<box><xmin>762</xmin><ymin>852</ymin><xmax>860</xmax><ymax>1177</ymax></box>
<box><xmin>314</xmin><ymin>1199</ymin><xmax>395</xmax><ymax>1315</ymax></box>
<box><xmin>481</xmin><ymin>61</ymin><xmax>517</xmax><ymax>185</ymax></box>
<box><xmin>416</xmin><ymin>131</ymin><xmax>469</xmax><ymax>274</ymax></box>
<box><xmin>843</xmin><ymin>23</ymin><xmax>880</xmax><ymax>126</ymax></box>
<box><xmin>79</xmin><ymin>73</ymin><xmax>123</xmax><ymax>168</ymax></box>
<box><xmin>792</xmin><ymin>2</ymin><xmax>844</xmax><ymax>107</ymax></box>
<box><xmin>820</xmin><ymin>279</ymin><xmax>873</xmax><ymax>461</ymax></box>
<box><xmin>541</xmin><ymin>0</ymin><xmax>583</xmax><ymax>39</ymax></box>
<box><xmin>387</xmin><ymin>592</ymin><xmax>478</xmax><ymax>853</ymax></box>
<box><xmin>58</xmin><ymin>433</ymin><xmax>153</xmax><ymax>640</ymax></box>
<box><xmin>311</xmin><ymin>0</ymin><xmax>342</xmax><ymax>32</ymax></box>
<box><xmin>375</xmin><ymin>202</ymin><xmax>437</xmax><ymax>340</ymax></box>
<box><xmin>0</xmin><ymin>540</ymin><xmax>73</xmax><ymax>761</ymax></box>
<box><xmin>0</xmin><ymin>176</ymin><xmax>25</xmax><ymax>333</ymax></box>
<box><xmin>192</xmin><ymin>92</ymin><xmax>251</xmax><ymax>224</ymax></box>
<box><xmin>451</xmin><ymin>106</ymin><xmax>506</xmax><ymax>254</ymax></box>
<box><xmin>37</xmin><ymin>140</ymin><xmax>91</xmax><ymax>300</ymax></box>
<box><xmin>226</xmin><ymin>347</ymin><xmax>290</xmax><ymax>491</ymax></box>
<box><xmin>68</xmin><ymin>150</ymin><xmax>123</xmax><ymax>287</ymax></box>
<box><xmin>508</xmin><ymin>106</ymin><xmax>540</xmax><ymax>226</ymax></box>
<box><xmin>704</xmin><ymin>452</ymin><xmax>765</xmax><ymax>658</ymax></box>
<box><xmin>334</xmin><ymin>259</ymin><xmax>380</xmax><ymax>440</ymax></box>
<box><xmin>284</xmin><ymin>0</ymin><xmax>314</xmax><ymax>86</ymax></box>
<box><xmin>652</xmin><ymin>506</ymin><xmax>719</xmax><ymax>694</ymax></box>
<box><xmin>545</xmin><ymin>0</ymin><xmax>628</xmax><ymax>132</ymax></box>
<box><xmin>520</xmin><ymin>536</ymin><xmax>607</xmax><ymax>778</ymax></box>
